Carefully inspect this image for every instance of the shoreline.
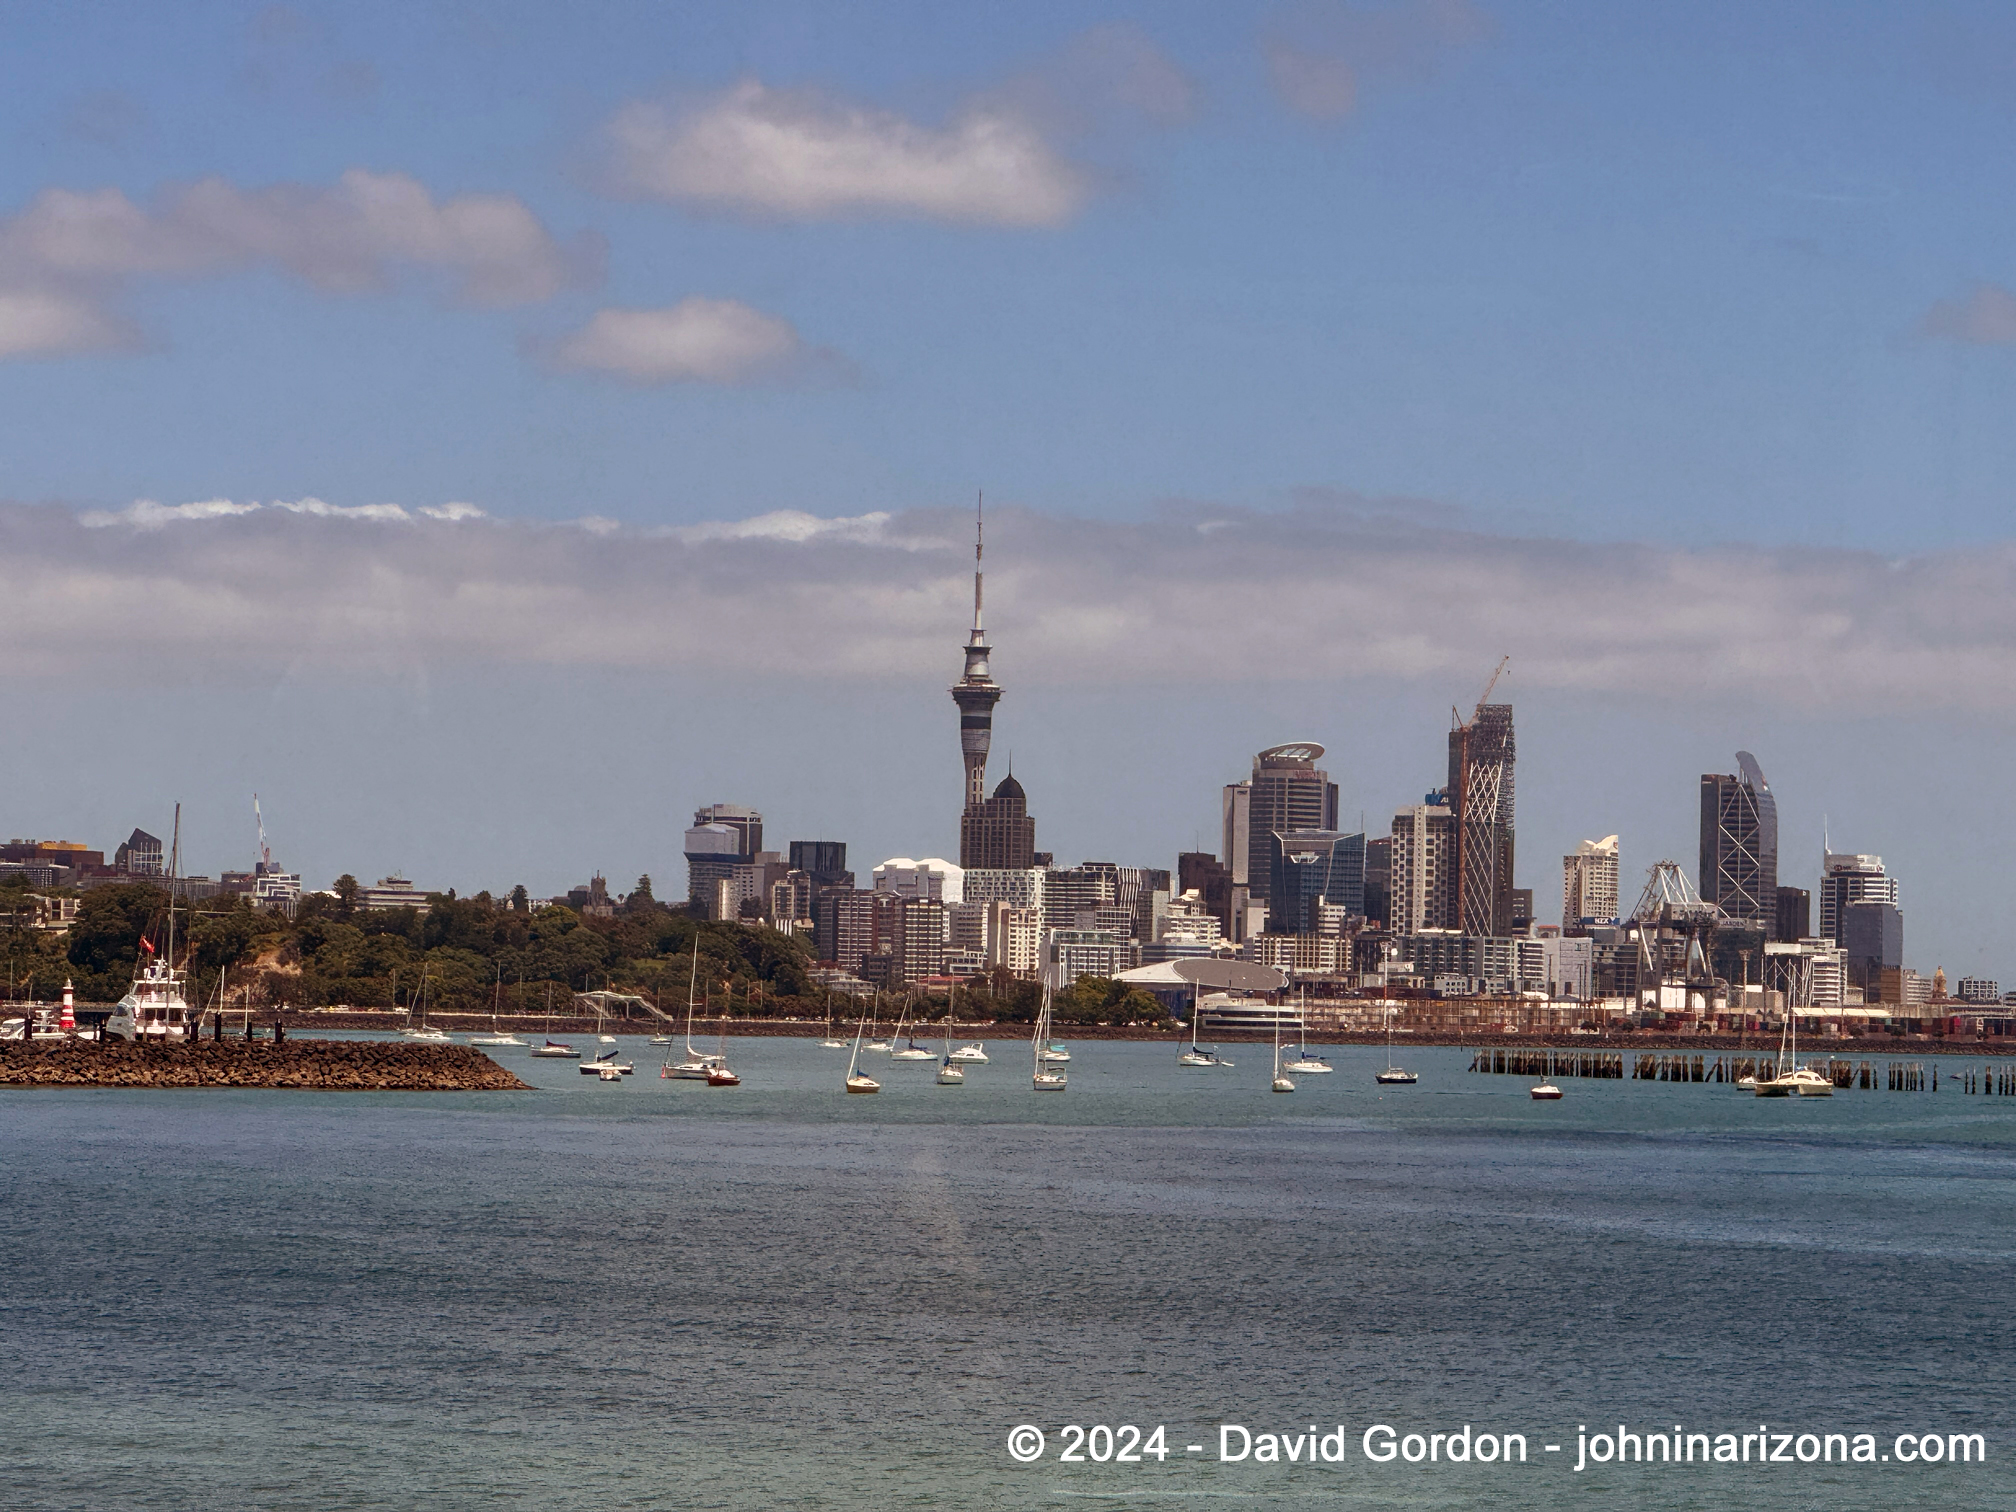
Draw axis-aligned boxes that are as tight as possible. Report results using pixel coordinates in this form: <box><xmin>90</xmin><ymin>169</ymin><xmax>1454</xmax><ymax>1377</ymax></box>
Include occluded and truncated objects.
<box><xmin>268</xmin><ymin>1011</ymin><xmax>2016</xmax><ymax>1056</ymax></box>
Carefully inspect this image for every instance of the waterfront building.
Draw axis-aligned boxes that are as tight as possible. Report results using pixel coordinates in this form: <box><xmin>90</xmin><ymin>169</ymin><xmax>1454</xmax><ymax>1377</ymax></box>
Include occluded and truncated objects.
<box><xmin>1390</xmin><ymin>800</ymin><xmax>1457</xmax><ymax>934</ymax></box>
<box><xmin>1819</xmin><ymin>853</ymin><xmax>1899</xmax><ymax>944</ymax></box>
<box><xmin>1540</xmin><ymin>935</ymin><xmax>1595</xmax><ymax>999</ymax></box>
<box><xmin>1448</xmin><ymin>705</ymin><xmax>1516</xmax><ymax>937</ymax></box>
<box><xmin>1699</xmin><ymin>753</ymin><xmax>1778</xmax><ymax>930</ymax></box>
<box><xmin>1562</xmin><ymin>835</ymin><xmax>1620</xmax><ymax>932</ymax></box>
<box><xmin>960</xmin><ymin>772</ymin><xmax>1037</xmax><ymax>870</ymax></box>
<box><xmin>1043</xmin><ymin>863</ymin><xmax>1115</xmax><ymax>933</ymax></box>
<box><xmin>1242</xmin><ymin>931</ymin><xmax>1351</xmax><ymax>977</ymax></box>
<box><xmin>1957</xmin><ymin>976</ymin><xmax>2001</xmax><ymax>1004</ymax></box>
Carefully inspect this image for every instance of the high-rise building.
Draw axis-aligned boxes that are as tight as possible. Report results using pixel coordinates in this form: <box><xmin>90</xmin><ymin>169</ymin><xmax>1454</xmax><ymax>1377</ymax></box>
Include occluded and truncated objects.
<box><xmin>1774</xmin><ymin>886</ymin><xmax>1810</xmax><ymax>944</ymax></box>
<box><xmin>1362</xmin><ymin>836</ymin><xmax>1393</xmax><ymax>928</ymax></box>
<box><xmin>872</xmin><ymin>857</ymin><xmax>964</xmax><ymax>903</ymax></box>
<box><xmin>1229</xmin><ymin>745</ymin><xmax>1338</xmax><ymax>906</ymax></box>
<box><xmin>951</xmin><ymin>503</ymin><xmax>1006</xmax><ymax>859</ymax></box>
<box><xmin>115</xmin><ymin>828</ymin><xmax>164</xmax><ymax>876</ymax></box>
<box><xmin>684</xmin><ymin>804</ymin><xmax>762</xmax><ymax>914</ymax></box>
<box><xmin>1177</xmin><ymin>851</ymin><xmax>1232</xmax><ymax>933</ymax></box>
<box><xmin>1448</xmin><ymin>705</ymin><xmax>1516</xmax><ymax>936</ymax></box>
<box><xmin>1562</xmin><ymin>835</ymin><xmax>1620</xmax><ymax>931</ymax></box>
<box><xmin>788</xmin><ymin>840</ymin><xmax>852</xmax><ymax>890</ymax></box>
<box><xmin>1699</xmin><ymin>753</ymin><xmax>1778</xmax><ymax>930</ymax></box>
<box><xmin>1390</xmin><ymin>801</ymin><xmax>1457</xmax><ymax>933</ymax></box>
<box><xmin>1819</xmin><ymin>853</ymin><xmax>1898</xmax><ymax>944</ymax></box>
<box><xmin>1841</xmin><ymin>899</ymin><xmax>1904</xmax><ymax>991</ymax></box>
<box><xmin>960</xmin><ymin>773</ymin><xmax>1037</xmax><ymax>870</ymax></box>
<box><xmin>1267</xmin><ymin>830</ymin><xmax>1366</xmax><ymax>933</ymax></box>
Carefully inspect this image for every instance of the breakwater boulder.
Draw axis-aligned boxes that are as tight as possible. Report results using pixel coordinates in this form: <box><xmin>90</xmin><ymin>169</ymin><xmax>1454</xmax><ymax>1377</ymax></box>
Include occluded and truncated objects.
<box><xmin>0</xmin><ymin>1039</ymin><xmax>529</xmax><ymax>1091</ymax></box>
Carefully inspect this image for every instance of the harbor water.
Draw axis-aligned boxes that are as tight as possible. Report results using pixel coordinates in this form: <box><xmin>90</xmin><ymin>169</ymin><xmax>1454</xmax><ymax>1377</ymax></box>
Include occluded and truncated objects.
<box><xmin>1</xmin><ymin>1037</ymin><xmax>2009</xmax><ymax>1510</ymax></box>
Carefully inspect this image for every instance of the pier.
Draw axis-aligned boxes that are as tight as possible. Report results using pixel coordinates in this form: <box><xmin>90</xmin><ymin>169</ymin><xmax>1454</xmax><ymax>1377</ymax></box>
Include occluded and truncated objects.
<box><xmin>1467</xmin><ymin>1049</ymin><xmax>2016</xmax><ymax>1093</ymax></box>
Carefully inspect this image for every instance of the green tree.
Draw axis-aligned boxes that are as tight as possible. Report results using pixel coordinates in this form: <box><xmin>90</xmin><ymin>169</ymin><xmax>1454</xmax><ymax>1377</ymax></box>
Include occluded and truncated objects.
<box><xmin>332</xmin><ymin>874</ymin><xmax>360</xmax><ymax>920</ymax></box>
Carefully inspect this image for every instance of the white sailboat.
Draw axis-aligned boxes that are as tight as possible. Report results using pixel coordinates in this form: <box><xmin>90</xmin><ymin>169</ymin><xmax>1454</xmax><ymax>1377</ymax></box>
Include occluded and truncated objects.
<box><xmin>1282</xmin><ymin>991</ymin><xmax>1331</xmax><ymax>1072</ymax></box>
<box><xmin>662</xmin><ymin>954</ymin><xmax>723</xmax><ymax>1080</ymax></box>
<box><xmin>1270</xmin><ymin>1015</ymin><xmax>1295</xmax><ymax>1093</ymax></box>
<box><xmin>845</xmin><ymin>1017</ymin><xmax>881</xmax><ymax>1094</ymax></box>
<box><xmin>1375</xmin><ymin>1004</ymin><xmax>1417</xmax><ymax>1085</ymax></box>
<box><xmin>890</xmin><ymin>994</ymin><xmax>936</xmax><ymax>1061</ymax></box>
<box><xmin>863</xmin><ymin>992</ymin><xmax>891</xmax><ymax>1054</ymax></box>
<box><xmin>529</xmin><ymin>983</ymin><xmax>580</xmax><ymax>1058</ymax></box>
<box><xmin>1032</xmin><ymin>985</ymin><xmax>1067</xmax><ymax>1091</ymax></box>
<box><xmin>820</xmin><ymin>990</ymin><xmax>848</xmax><ymax>1049</ymax></box>
<box><xmin>936</xmin><ymin>1019</ymin><xmax>964</xmax><ymax>1085</ymax></box>
<box><xmin>469</xmin><ymin>969</ymin><xmax>526</xmax><ymax>1046</ymax></box>
<box><xmin>1177</xmin><ymin>981</ymin><xmax>1231</xmax><ymax>1067</ymax></box>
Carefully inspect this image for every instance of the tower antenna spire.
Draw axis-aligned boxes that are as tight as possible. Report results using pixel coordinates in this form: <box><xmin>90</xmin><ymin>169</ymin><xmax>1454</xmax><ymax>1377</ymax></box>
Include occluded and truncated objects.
<box><xmin>971</xmin><ymin>489</ymin><xmax>984</xmax><ymax>640</ymax></box>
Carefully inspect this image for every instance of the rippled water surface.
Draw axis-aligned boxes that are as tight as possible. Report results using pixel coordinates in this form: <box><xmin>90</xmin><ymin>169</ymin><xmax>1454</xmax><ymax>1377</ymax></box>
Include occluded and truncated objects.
<box><xmin>2</xmin><ymin>1035</ymin><xmax>2009</xmax><ymax>1510</ymax></box>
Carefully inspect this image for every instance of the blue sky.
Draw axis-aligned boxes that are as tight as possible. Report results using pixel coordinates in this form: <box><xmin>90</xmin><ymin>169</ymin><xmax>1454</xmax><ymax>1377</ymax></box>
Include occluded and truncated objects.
<box><xmin>4</xmin><ymin>2</ymin><xmax>2016</xmax><ymax>976</ymax></box>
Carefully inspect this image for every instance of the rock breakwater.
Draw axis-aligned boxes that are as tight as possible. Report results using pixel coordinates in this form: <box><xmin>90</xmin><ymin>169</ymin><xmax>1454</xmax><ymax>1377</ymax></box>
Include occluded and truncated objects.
<box><xmin>0</xmin><ymin>1040</ymin><xmax>529</xmax><ymax>1091</ymax></box>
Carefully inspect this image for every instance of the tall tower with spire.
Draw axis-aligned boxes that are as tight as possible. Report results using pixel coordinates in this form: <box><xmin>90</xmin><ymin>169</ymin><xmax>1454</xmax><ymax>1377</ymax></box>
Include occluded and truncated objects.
<box><xmin>950</xmin><ymin>496</ymin><xmax>1003</xmax><ymax>813</ymax></box>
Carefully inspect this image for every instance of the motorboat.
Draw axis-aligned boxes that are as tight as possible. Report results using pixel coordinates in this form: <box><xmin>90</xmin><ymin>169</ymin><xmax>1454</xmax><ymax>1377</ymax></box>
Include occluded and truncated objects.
<box><xmin>1530</xmin><ymin>1080</ymin><xmax>1563</xmax><ymax>1101</ymax></box>
<box><xmin>948</xmin><ymin>1042</ymin><xmax>989</xmax><ymax>1063</ymax></box>
<box><xmin>844</xmin><ymin>1018</ymin><xmax>881</xmax><ymax>1094</ymax></box>
<box><xmin>468</xmin><ymin>1031</ymin><xmax>526</xmax><ymax>1046</ymax></box>
<box><xmin>597</xmin><ymin>1063</ymin><xmax>624</xmax><ymax>1082</ymax></box>
<box><xmin>1375</xmin><ymin>1006</ymin><xmax>1417</xmax><ymax>1085</ymax></box>
<box><xmin>530</xmin><ymin>1039</ymin><xmax>581</xmax><ymax>1059</ymax></box>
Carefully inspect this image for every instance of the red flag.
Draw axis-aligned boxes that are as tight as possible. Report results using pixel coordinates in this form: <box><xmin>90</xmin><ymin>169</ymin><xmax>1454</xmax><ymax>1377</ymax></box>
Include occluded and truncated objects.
<box><xmin>140</xmin><ymin>936</ymin><xmax>155</xmax><ymax>954</ymax></box>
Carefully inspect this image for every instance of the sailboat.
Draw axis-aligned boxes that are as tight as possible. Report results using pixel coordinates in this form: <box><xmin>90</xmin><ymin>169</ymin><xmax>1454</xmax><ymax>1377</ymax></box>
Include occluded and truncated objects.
<box><xmin>707</xmin><ymin>1013</ymin><xmax>741</xmax><ymax>1087</ymax></box>
<box><xmin>1270</xmin><ymin>1014</ymin><xmax>1295</xmax><ymax>1093</ymax></box>
<box><xmin>1177</xmin><ymin>981</ymin><xmax>1232</xmax><ymax>1067</ymax></box>
<box><xmin>529</xmin><ymin>982</ymin><xmax>581</xmax><ymax>1058</ymax></box>
<box><xmin>1032</xmin><ymin>985</ymin><xmax>1067</xmax><ymax>1091</ymax></box>
<box><xmin>820</xmin><ymin>990</ymin><xmax>848</xmax><ymax>1049</ymax></box>
<box><xmin>401</xmin><ymin>968</ymin><xmax>452</xmax><ymax>1042</ymax></box>
<box><xmin>1374</xmin><ymin>1005</ymin><xmax>1417</xmax><ymax>1084</ymax></box>
<box><xmin>1754</xmin><ymin>996</ymin><xmax>1831</xmax><ymax>1097</ymax></box>
<box><xmin>947</xmin><ymin>982</ymin><xmax>989</xmax><ymax>1062</ymax></box>
<box><xmin>863</xmin><ymin>993</ymin><xmax>891</xmax><ymax>1053</ymax></box>
<box><xmin>845</xmin><ymin>1017</ymin><xmax>881</xmax><ymax>1094</ymax></box>
<box><xmin>890</xmin><ymin>993</ymin><xmax>936</xmax><ymax>1060</ymax></box>
<box><xmin>470</xmin><ymin>968</ymin><xmax>526</xmax><ymax>1046</ymax></box>
<box><xmin>662</xmin><ymin>954</ymin><xmax>723</xmax><ymax>1080</ymax></box>
<box><xmin>1282</xmin><ymin>993</ymin><xmax>1331</xmax><ymax>1072</ymax></box>
<box><xmin>936</xmin><ymin>1017</ymin><xmax>965</xmax><ymax>1085</ymax></box>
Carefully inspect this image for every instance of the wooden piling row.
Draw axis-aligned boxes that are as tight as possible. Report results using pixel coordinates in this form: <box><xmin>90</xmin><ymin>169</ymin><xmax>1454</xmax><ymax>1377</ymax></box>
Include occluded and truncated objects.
<box><xmin>1464</xmin><ymin>1050</ymin><xmax>2016</xmax><ymax>1094</ymax></box>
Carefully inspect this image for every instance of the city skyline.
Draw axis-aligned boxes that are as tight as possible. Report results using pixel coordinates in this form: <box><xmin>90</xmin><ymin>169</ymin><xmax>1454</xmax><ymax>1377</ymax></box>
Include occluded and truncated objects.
<box><xmin>5</xmin><ymin>5</ymin><xmax>2016</xmax><ymax>981</ymax></box>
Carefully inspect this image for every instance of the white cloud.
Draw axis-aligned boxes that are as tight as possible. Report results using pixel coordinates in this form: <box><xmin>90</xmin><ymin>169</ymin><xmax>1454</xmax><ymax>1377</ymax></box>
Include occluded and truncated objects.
<box><xmin>1920</xmin><ymin>283</ymin><xmax>2016</xmax><ymax>345</ymax></box>
<box><xmin>551</xmin><ymin>299</ymin><xmax>811</xmax><ymax>384</ymax></box>
<box><xmin>0</xmin><ymin>170</ymin><xmax>593</xmax><ymax>359</ymax></box>
<box><xmin>605</xmin><ymin>79</ymin><xmax>1091</xmax><ymax>226</ymax></box>
<box><xmin>11</xmin><ymin>495</ymin><xmax>2016</xmax><ymax>717</ymax></box>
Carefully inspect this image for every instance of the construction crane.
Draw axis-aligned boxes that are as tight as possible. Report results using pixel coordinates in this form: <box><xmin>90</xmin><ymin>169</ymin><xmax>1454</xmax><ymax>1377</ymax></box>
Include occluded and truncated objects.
<box><xmin>1453</xmin><ymin>654</ymin><xmax>1511</xmax><ymax>730</ymax></box>
<box><xmin>254</xmin><ymin>794</ymin><xmax>271</xmax><ymax>875</ymax></box>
